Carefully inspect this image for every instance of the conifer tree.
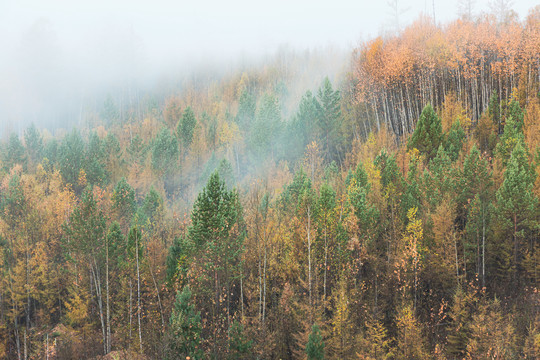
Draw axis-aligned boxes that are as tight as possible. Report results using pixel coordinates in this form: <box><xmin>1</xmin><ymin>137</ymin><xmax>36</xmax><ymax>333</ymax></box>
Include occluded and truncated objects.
<box><xmin>306</xmin><ymin>323</ymin><xmax>325</xmax><ymax>360</ymax></box>
<box><xmin>495</xmin><ymin>141</ymin><xmax>537</xmax><ymax>283</ymax></box>
<box><xmin>408</xmin><ymin>104</ymin><xmax>443</xmax><ymax>160</ymax></box>
<box><xmin>167</xmin><ymin>286</ymin><xmax>203</xmax><ymax>360</ymax></box>
<box><xmin>315</xmin><ymin>77</ymin><xmax>342</xmax><ymax>162</ymax></box>
<box><xmin>177</xmin><ymin>106</ymin><xmax>197</xmax><ymax>148</ymax></box>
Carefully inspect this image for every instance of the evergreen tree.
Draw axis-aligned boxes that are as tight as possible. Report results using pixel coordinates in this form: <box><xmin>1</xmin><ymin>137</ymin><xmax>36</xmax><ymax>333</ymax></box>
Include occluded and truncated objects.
<box><xmin>112</xmin><ymin>177</ymin><xmax>136</xmax><ymax>226</ymax></box>
<box><xmin>249</xmin><ymin>93</ymin><xmax>282</xmax><ymax>157</ymax></box>
<box><xmin>167</xmin><ymin>286</ymin><xmax>203</xmax><ymax>360</ymax></box>
<box><xmin>236</xmin><ymin>89</ymin><xmax>256</xmax><ymax>132</ymax></box>
<box><xmin>85</xmin><ymin>132</ymin><xmax>108</xmax><ymax>185</ymax></box>
<box><xmin>443</xmin><ymin>120</ymin><xmax>466</xmax><ymax>161</ymax></box>
<box><xmin>151</xmin><ymin>128</ymin><xmax>178</xmax><ymax>176</ymax></box>
<box><xmin>497</xmin><ymin>116</ymin><xmax>525</xmax><ymax>166</ymax></box>
<box><xmin>188</xmin><ymin>171</ymin><xmax>245</xmax><ymax>354</ymax></box>
<box><xmin>286</xmin><ymin>91</ymin><xmax>318</xmax><ymax>162</ymax></box>
<box><xmin>315</xmin><ymin>77</ymin><xmax>342</xmax><ymax>162</ymax></box>
<box><xmin>228</xmin><ymin>320</ymin><xmax>253</xmax><ymax>359</ymax></box>
<box><xmin>58</xmin><ymin>129</ymin><xmax>85</xmax><ymax>188</ymax></box>
<box><xmin>506</xmin><ymin>98</ymin><xmax>524</xmax><ymax>132</ymax></box>
<box><xmin>24</xmin><ymin>123</ymin><xmax>43</xmax><ymax>169</ymax></box>
<box><xmin>177</xmin><ymin>106</ymin><xmax>197</xmax><ymax>148</ymax></box>
<box><xmin>305</xmin><ymin>323</ymin><xmax>325</xmax><ymax>360</ymax></box>
<box><xmin>408</xmin><ymin>104</ymin><xmax>443</xmax><ymax>160</ymax></box>
<box><xmin>495</xmin><ymin>141</ymin><xmax>537</xmax><ymax>283</ymax></box>
<box><xmin>4</xmin><ymin>134</ymin><xmax>27</xmax><ymax>171</ymax></box>
<box><xmin>166</xmin><ymin>236</ymin><xmax>192</xmax><ymax>288</ymax></box>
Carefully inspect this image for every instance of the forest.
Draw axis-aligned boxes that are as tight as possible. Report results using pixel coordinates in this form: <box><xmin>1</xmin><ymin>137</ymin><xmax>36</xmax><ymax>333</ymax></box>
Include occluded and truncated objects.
<box><xmin>1</xmin><ymin>5</ymin><xmax>540</xmax><ymax>360</ymax></box>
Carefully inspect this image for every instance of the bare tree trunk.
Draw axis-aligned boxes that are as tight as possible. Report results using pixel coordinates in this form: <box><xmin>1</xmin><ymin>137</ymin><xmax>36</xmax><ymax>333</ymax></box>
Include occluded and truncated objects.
<box><xmin>129</xmin><ymin>279</ymin><xmax>133</xmax><ymax>345</ymax></box>
<box><xmin>323</xmin><ymin>226</ymin><xmax>328</xmax><ymax>300</ymax></box>
<box><xmin>135</xmin><ymin>232</ymin><xmax>143</xmax><ymax>353</ymax></box>
<box><xmin>307</xmin><ymin>207</ymin><xmax>312</xmax><ymax>313</ymax></box>
<box><xmin>106</xmin><ymin>239</ymin><xmax>111</xmax><ymax>354</ymax></box>
<box><xmin>91</xmin><ymin>260</ymin><xmax>106</xmax><ymax>355</ymax></box>
<box><xmin>148</xmin><ymin>264</ymin><xmax>165</xmax><ymax>330</ymax></box>
<box><xmin>482</xmin><ymin>204</ymin><xmax>486</xmax><ymax>289</ymax></box>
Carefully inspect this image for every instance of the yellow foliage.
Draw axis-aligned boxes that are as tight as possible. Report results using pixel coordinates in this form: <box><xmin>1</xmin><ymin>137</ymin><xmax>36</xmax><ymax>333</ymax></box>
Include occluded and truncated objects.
<box><xmin>441</xmin><ymin>92</ymin><xmax>471</xmax><ymax>133</ymax></box>
<box><xmin>65</xmin><ymin>288</ymin><xmax>89</xmax><ymax>328</ymax></box>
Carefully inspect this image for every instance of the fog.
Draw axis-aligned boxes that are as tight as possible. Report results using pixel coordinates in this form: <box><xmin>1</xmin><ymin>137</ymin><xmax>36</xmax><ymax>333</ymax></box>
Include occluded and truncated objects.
<box><xmin>1</xmin><ymin>0</ymin><xmax>537</xmax><ymax>137</ymax></box>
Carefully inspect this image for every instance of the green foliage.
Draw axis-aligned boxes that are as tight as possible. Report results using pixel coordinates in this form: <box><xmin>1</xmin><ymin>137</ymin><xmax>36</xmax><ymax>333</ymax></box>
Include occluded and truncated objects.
<box><xmin>506</xmin><ymin>98</ymin><xmax>524</xmax><ymax>131</ymax></box>
<box><xmin>107</xmin><ymin>222</ymin><xmax>126</xmax><ymax>268</ymax></box>
<box><xmin>58</xmin><ymin>129</ymin><xmax>85</xmax><ymax>187</ymax></box>
<box><xmin>286</xmin><ymin>91</ymin><xmax>318</xmax><ymax>162</ymax></box>
<box><xmin>24</xmin><ymin>123</ymin><xmax>43</xmax><ymax>166</ymax></box>
<box><xmin>138</xmin><ymin>186</ymin><xmax>163</xmax><ymax>225</ymax></box>
<box><xmin>217</xmin><ymin>158</ymin><xmax>235</xmax><ymax>188</ymax></box>
<box><xmin>4</xmin><ymin>134</ymin><xmax>27</xmax><ymax>171</ymax></box>
<box><xmin>228</xmin><ymin>320</ymin><xmax>253</xmax><ymax>359</ymax></box>
<box><xmin>190</xmin><ymin>171</ymin><xmax>244</xmax><ymax>251</ymax></box>
<box><xmin>402</xmin><ymin>152</ymin><xmax>422</xmax><ymax>220</ymax></box>
<box><xmin>408</xmin><ymin>103</ymin><xmax>443</xmax><ymax>160</ymax></box>
<box><xmin>151</xmin><ymin>128</ymin><xmax>178</xmax><ymax>175</ymax></box>
<box><xmin>127</xmin><ymin>134</ymin><xmax>147</xmax><ymax>165</ymax></box>
<box><xmin>126</xmin><ymin>225</ymin><xmax>143</xmax><ymax>261</ymax></box>
<box><xmin>249</xmin><ymin>93</ymin><xmax>282</xmax><ymax>157</ymax></box>
<box><xmin>166</xmin><ymin>236</ymin><xmax>192</xmax><ymax>288</ymax></box>
<box><xmin>63</xmin><ymin>188</ymin><xmax>106</xmax><ymax>258</ymax></box>
<box><xmin>236</xmin><ymin>90</ymin><xmax>256</xmax><ymax>132</ymax></box>
<box><xmin>423</xmin><ymin>146</ymin><xmax>454</xmax><ymax>211</ymax></box>
<box><xmin>497</xmin><ymin>116</ymin><xmax>525</xmax><ymax>166</ymax></box>
<box><xmin>85</xmin><ymin>132</ymin><xmax>108</xmax><ymax>185</ymax></box>
<box><xmin>112</xmin><ymin>177</ymin><xmax>136</xmax><ymax>222</ymax></box>
<box><xmin>443</xmin><ymin>120</ymin><xmax>466</xmax><ymax>161</ymax></box>
<box><xmin>495</xmin><ymin>141</ymin><xmax>537</xmax><ymax>279</ymax></box>
<box><xmin>315</xmin><ymin>77</ymin><xmax>342</xmax><ymax>162</ymax></box>
<box><xmin>167</xmin><ymin>286</ymin><xmax>203</xmax><ymax>360</ymax></box>
<box><xmin>306</xmin><ymin>323</ymin><xmax>325</xmax><ymax>360</ymax></box>
<box><xmin>177</xmin><ymin>106</ymin><xmax>197</xmax><ymax>148</ymax></box>
<box><xmin>101</xmin><ymin>94</ymin><xmax>119</xmax><ymax>124</ymax></box>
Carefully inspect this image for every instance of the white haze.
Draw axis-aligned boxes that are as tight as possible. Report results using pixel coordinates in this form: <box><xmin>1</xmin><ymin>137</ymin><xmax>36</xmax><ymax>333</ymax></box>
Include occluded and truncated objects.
<box><xmin>0</xmin><ymin>0</ymin><xmax>537</xmax><ymax>137</ymax></box>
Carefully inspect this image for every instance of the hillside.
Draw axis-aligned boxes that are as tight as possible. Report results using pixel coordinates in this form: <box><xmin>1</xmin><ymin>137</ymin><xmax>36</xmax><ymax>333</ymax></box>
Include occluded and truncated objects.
<box><xmin>1</xmin><ymin>7</ymin><xmax>540</xmax><ymax>359</ymax></box>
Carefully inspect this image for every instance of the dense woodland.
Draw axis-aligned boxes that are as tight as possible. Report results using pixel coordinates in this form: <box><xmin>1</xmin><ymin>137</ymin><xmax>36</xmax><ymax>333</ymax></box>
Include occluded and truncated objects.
<box><xmin>1</xmin><ymin>7</ymin><xmax>540</xmax><ymax>360</ymax></box>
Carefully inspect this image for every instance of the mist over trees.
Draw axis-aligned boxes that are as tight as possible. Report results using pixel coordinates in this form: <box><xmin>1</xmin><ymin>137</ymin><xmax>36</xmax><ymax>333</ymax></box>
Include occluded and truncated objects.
<box><xmin>1</xmin><ymin>4</ymin><xmax>540</xmax><ymax>360</ymax></box>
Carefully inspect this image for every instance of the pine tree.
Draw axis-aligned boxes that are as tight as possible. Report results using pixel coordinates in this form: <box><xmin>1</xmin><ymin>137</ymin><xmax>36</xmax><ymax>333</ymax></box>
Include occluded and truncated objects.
<box><xmin>24</xmin><ymin>123</ymin><xmax>43</xmax><ymax>170</ymax></box>
<box><xmin>408</xmin><ymin>104</ymin><xmax>443</xmax><ymax>160</ymax></box>
<box><xmin>4</xmin><ymin>134</ymin><xmax>27</xmax><ymax>171</ymax></box>
<box><xmin>85</xmin><ymin>132</ymin><xmax>108</xmax><ymax>185</ymax></box>
<box><xmin>166</xmin><ymin>286</ymin><xmax>203</xmax><ymax>360</ymax></box>
<box><xmin>112</xmin><ymin>177</ymin><xmax>136</xmax><ymax>228</ymax></box>
<box><xmin>188</xmin><ymin>171</ymin><xmax>245</xmax><ymax>355</ymax></box>
<box><xmin>495</xmin><ymin>141</ymin><xmax>537</xmax><ymax>283</ymax></box>
<box><xmin>236</xmin><ymin>89</ymin><xmax>256</xmax><ymax>132</ymax></box>
<box><xmin>58</xmin><ymin>129</ymin><xmax>85</xmax><ymax>189</ymax></box>
<box><xmin>315</xmin><ymin>77</ymin><xmax>342</xmax><ymax>162</ymax></box>
<box><xmin>177</xmin><ymin>106</ymin><xmax>197</xmax><ymax>148</ymax></box>
<box><xmin>151</xmin><ymin>128</ymin><xmax>178</xmax><ymax>176</ymax></box>
<box><xmin>228</xmin><ymin>320</ymin><xmax>253</xmax><ymax>359</ymax></box>
<box><xmin>305</xmin><ymin>323</ymin><xmax>325</xmax><ymax>360</ymax></box>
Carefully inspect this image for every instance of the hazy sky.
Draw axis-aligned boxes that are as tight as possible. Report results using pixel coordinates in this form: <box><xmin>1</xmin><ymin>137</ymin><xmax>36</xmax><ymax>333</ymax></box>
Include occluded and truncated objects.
<box><xmin>0</xmin><ymin>0</ymin><xmax>538</xmax><ymax>134</ymax></box>
<box><xmin>1</xmin><ymin>0</ymin><xmax>538</xmax><ymax>64</ymax></box>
